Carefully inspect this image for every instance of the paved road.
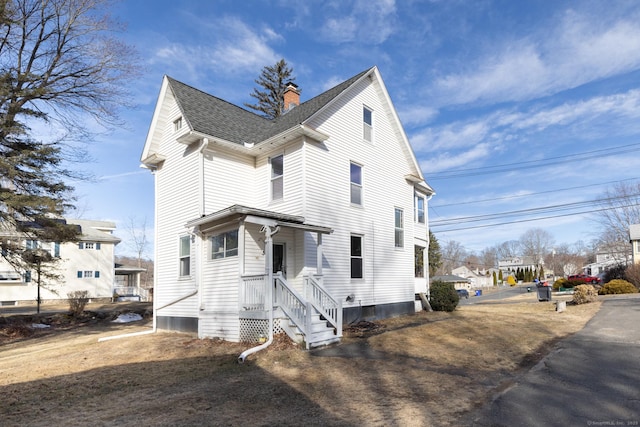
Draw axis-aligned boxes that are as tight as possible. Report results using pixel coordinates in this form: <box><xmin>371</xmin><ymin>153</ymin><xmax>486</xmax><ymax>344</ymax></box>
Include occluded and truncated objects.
<box><xmin>463</xmin><ymin>294</ymin><xmax>640</xmax><ymax>426</ymax></box>
<box><xmin>458</xmin><ymin>284</ymin><xmax>530</xmax><ymax>305</ymax></box>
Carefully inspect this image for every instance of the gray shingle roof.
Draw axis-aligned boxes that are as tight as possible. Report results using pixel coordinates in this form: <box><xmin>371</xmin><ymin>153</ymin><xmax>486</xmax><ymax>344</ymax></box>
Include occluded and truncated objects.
<box><xmin>166</xmin><ymin>67</ymin><xmax>372</xmax><ymax>146</ymax></box>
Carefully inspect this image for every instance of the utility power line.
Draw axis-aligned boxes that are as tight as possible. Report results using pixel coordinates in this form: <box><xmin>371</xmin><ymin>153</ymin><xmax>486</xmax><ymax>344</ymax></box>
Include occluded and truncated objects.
<box><xmin>430</xmin><ymin>202</ymin><xmax>640</xmax><ymax>232</ymax></box>
<box><xmin>425</xmin><ymin>142</ymin><xmax>640</xmax><ymax>180</ymax></box>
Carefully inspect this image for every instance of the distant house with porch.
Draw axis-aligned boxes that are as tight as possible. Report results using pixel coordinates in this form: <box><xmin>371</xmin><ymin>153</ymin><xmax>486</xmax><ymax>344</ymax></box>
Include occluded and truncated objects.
<box><xmin>0</xmin><ymin>219</ymin><xmax>120</xmax><ymax>305</ymax></box>
<box><xmin>141</xmin><ymin>66</ymin><xmax>434</xmax><ymax>348</ymax></box>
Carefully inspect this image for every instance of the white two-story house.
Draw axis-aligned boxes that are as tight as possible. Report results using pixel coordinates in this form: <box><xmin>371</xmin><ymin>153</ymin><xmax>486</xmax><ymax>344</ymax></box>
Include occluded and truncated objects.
<box><xmin>141</xmin><ymin>66</ymin><xmax>434</xmax><ymax>348</ymax></box>
<box><xmin>0</xmin><ymin>219</ymin><xmax>120</xmax><ymax>305</ymax></box>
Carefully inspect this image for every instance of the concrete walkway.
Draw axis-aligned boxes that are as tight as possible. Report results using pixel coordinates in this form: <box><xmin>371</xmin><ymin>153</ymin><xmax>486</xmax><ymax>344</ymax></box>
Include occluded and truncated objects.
<box><xmin>464</xmin><ymin>295</ymin><xmax>640</xmax><ymax>426</ymax></box>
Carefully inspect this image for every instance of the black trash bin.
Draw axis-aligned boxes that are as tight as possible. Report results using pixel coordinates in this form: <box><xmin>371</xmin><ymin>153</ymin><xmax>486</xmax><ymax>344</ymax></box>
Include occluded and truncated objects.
<box><xmin>536</xmin><ymin>285</ymin><xmax>552</xmax><ymax>302</ymax></box>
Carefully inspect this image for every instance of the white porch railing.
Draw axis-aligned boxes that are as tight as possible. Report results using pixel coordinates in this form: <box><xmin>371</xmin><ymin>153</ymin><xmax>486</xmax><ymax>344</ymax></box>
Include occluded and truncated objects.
<box><xmin>113</xmin><ymin>286</ymin><xmax>151</xmax><ymax>302</ymax></box>
<box><xmin>240</xmin><ymin>274</ymin><xmax>268</xmax><ymax>311</ymax></box>
<box><xmin>239</xmin><ymin>273</ymin><xmax>343</xmax><ymax>348</ymax></box>
<box><xmin>273</xmin><ymin>273</ymin><xmax>311</xmax><ymax>339</ymax></box>
<box><xmin>304</xmin><ymin>275</ymin><xmax>342</xmax><ymax>335</ymax></box>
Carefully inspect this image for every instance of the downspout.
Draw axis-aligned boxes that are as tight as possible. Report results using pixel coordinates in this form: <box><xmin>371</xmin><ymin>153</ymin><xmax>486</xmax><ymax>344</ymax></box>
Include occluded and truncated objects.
<box><xmin>238</xmin><ymin>224</ymin><xmax>279</xmax><ymax>363</ymax></box>
<box><xmin>97</xmin><ymin>290</ymin><xmax>198</xmax><ymax>342</ymax></box>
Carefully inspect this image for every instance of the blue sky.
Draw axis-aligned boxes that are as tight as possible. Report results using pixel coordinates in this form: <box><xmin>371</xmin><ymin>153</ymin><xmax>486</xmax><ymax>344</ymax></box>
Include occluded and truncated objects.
<box><xmin>71</xmin><ymin>0</ymin><xmax>640</xmax><ymax>258</ymax></box>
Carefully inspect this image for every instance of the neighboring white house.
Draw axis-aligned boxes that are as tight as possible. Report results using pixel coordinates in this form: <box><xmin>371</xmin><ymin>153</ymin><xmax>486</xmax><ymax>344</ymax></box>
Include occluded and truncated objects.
<box><xmin>451</xmin><ymin>266</ymin><xmax>496</xmax><ymax>288</ymax></box>
<box><xmin>630</xmin><ymin>224</ymin><xmax>640</xmax><ymax>265</ymax></box>
<box><xmin>584</xmin><ymin>250</ymin><xmax>631</xmax><ymax>276</ymax></box>
<box><xmin>0</xmin><ymin>219</ymin><xmax>120</xmax><ymax>305</ymax></box>
<box><xmin>431</xmin><ymin>275</ymin><xmax>471</xmax><ymax>291</ymax></box>
<box><xmin>141</xmin><ymin>66</ymin><xmax>434</xmax><ymax>348</ymax></box>
<box><xmin>498</xmin><ymin>256</ymin><xmax>540</xmax><ymax>276</ymax></box>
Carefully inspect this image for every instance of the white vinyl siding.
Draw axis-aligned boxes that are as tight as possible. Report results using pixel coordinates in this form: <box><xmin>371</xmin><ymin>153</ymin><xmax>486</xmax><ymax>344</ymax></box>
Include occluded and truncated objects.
<box><xmin>300</xmin><ymin>75</ymin><xmax>417</xmax><ymax>306</ymax></box>
<box><xmin>154</xmin><ymin>95</ymin><xmax>200</xmax><ymax>318</ymax></box>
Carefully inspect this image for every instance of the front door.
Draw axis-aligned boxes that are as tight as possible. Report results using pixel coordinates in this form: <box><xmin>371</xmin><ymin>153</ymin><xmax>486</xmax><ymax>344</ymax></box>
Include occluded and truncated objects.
<box><xmin>273</xmin><ymin>243</ymin><xmax>286</xmax><ymax>277</ymax></box>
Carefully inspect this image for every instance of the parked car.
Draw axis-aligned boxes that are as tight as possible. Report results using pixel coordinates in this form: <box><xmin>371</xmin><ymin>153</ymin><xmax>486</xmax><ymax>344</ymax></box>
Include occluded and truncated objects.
<box><xmin>567</xmin><ymin>274</ymin><xmax>601</xmax><ymax>284</ymax></box>
<box><xmin>456</xmin><ymin>289</ymin><xmax>469</xmax><ymax>299</ymax></box>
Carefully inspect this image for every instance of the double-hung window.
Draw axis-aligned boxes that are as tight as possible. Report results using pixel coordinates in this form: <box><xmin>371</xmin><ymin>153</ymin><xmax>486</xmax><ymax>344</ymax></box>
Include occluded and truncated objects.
<box><xmin>270</xmin><ymin>154</ymin><xmax>284</xmax><ymax>201</ymax></box>
<box><xmin>415</xmin><ymin>194</ymin><xmax>425</xmax><ymax>224</ymax></box>
<box><xmin>395</xmin><ymin>208</ymin><xmax>404</xmax><ymax>248</ymax></box>
<box><xmin>350</xmin><ymin>162</ymin><xmax>362</xmax><ymax>205</ymax></box>
<box><xmin>179</xmin><ymin>236</ymin><xmax>191</xmax><ymax>277</ymax></box>
<box><xmin>415</xmin><ymin>245</ymin><xmax>425</xmax><ymax>278</ymax></box>
<box><xmin>363</xmin><ymin>106</ymin><xmax>373</xmax><ymax>142</ymax></box>
<box><xmin>211</xmin><ymin>230</ymin><xmax>239</xmax><ymax>259</ymax></box>
<box><xmin>350</xmin><ymin>235</ymin><xmax>363</xmax><ymax>279</ymax></box>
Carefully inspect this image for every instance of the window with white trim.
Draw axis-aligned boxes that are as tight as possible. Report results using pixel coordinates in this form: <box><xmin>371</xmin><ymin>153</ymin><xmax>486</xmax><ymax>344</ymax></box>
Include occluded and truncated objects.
<box><xmin>350</xmin><ymin>162</ymin><xmax>362</xmax><ymax>205</ymax></box>
<box><xmin>395</xmin><ymin>208</ymin><xmax>404</xmax><ymax>248</ymax></box>
<box><xmin>270</xmin><ymin>154</ymin><xmax>284</xmax><ymax>201</ymax></box>
<box><xmin>363</xmin><ymin>106</ymin><xmax>372</xmax><ymax>142</ymax></box>
<box><xmin>210</xmin><ymin>230</ymin><xmax>239</xmax><ymax>259</ymax></box>
<box><xmin>351</xmin><ymin>235</ymin><xmax>363</xmax><ymax>279</ymax></box>
<box><xmin>173</xmin><ymin>117</ymin><xmax>182</xmax><ymax>132</ymax></box>
<box><xmin>179</xmin><ymin>235</ymin><xmax>191</xmax><ymax>277</ymax></box>
<box><xmin>76</xmin><ymin>270</ymin><xmax>100</xmax><ymax>278</ymax></box>
<box><xmin>415</xmin><ymin>194</ymin><xmax>425</xmax><ymax>224</ymax></box>
<box><xmin>415</xmin><ymin>245</ymin><xmax>425</xmax><ymax>278</ymax></box>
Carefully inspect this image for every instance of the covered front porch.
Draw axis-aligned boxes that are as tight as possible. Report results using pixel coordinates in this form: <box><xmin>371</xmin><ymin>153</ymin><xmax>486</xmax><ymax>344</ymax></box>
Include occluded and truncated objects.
<box><xmin>187</xmin><ymin>205</ymin><xmax>342</xmax><ymax>349</ymax></box>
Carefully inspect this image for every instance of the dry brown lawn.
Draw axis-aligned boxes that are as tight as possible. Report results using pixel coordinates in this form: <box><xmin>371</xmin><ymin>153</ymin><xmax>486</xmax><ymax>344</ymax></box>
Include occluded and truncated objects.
<box><xmin>0</xmin><ymin>294</ymin><xmax>601</xmax><ymax>426</ymax></box>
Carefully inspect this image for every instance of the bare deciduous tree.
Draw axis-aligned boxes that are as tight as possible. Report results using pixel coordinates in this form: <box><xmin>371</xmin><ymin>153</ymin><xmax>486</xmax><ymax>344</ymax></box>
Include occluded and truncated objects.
<box><xmin>519</xmin><ymin>228</ymin><xmax>555</xmax><ymax>265</ymax></box>
<box><xmin>1</xmin><ymin>0</ymin><xmax>139</xmax><ymax>242</ymax></box>
<box><xmin>125</xmin><ymin>216</ymin><xmax>149</xmax><ymax>267</ymax></box>
<box><xmin>593</xmin><ymin>180</ymin><xmax>640</xmax><ymax>263</ymax></box>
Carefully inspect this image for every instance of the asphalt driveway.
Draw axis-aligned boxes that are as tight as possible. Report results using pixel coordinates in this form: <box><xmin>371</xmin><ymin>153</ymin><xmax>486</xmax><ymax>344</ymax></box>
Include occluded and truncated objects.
<box><xmin>464</xmin><ymin>294</ymin><xmax>640</xmax><ymax>426</ymax></box>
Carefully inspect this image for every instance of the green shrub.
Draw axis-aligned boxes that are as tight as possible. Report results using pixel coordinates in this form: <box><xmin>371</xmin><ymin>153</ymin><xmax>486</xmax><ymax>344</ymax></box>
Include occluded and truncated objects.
<box><xmin>553</xmin><ymin>278</ymin><xmax>568</xmax><ymax>290</ymax></box>
<box><xmin>572</xmin><ymin>285</ymin><xmax>598</xmax><ymax>304</ymax></box>
<box><xmin>598</xmin><ymin>279</ymin><xmax>639</xmax><ymax>295</ymax></box>
<box><xmin>430</xmin><ymin>280</ymin><xmax>459</xmax><ymax>312</ymax></box>
<box><xmin>67</xmin><ymin>290</ymin><xmax>90</xmax><ymax>317</ymax></box>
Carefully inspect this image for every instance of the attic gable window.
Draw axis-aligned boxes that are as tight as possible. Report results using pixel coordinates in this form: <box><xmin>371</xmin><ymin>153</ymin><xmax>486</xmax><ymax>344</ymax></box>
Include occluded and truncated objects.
<box><xmin>173</xmin><ymin>117</ymin><xmax>183</xmax><ymax>132</ymax></box>
<box><xmin>363</xmin><ymin>106</ymin><xmax>373</xmax><ymax>142</ymax></box>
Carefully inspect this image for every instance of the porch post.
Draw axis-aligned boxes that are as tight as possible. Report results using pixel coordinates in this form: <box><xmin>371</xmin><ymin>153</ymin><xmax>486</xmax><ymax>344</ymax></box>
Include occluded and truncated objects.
<box><xmin>316</xmin><ymin>232</ymin><xmax>323</xmax><ymax>275</ymax></box>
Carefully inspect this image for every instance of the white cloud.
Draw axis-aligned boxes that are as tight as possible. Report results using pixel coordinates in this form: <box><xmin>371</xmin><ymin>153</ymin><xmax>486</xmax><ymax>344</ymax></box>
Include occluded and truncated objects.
<box><xmin>319</xmin><ymin>0</ymin><xmax>397</xmax><ymax>44</ymax></box>
<box><xmin>151</xmin><ymin>17</ymin><xmax>280</xmax><ymax>78</ymax></box>
<box><xmin>421</xmin><ymin>142</ymin><xmax>491</xmax><ymax>173</ymax></box>
<box><xmin>430</xmin><ymin>10</ymin><xmax>640</xmax><ymax>107</ymax></box>
<box><xmin>417</xmin><ymin>87</ymin><xmax>640</xmax><ymax>169</ymax></box>
<box><xmin>397</xmin><ymin>105</ymin><xmax>439</xmax><ymax>126</ymax></box>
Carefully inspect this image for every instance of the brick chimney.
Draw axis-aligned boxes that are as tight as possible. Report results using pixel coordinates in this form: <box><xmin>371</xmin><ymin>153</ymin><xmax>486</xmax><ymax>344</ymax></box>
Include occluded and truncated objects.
<box><xmin>283</xmin><ymin>82</ymin><xmax>300</xmax><ymax>112</ymax></box>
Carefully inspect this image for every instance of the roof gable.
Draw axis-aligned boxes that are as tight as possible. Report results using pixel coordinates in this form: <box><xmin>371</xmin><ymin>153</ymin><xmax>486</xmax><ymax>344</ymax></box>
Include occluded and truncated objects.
<box><xmin>140</xmin><ymin>67</ymin><xmax>433</xmax><ymax>193</ymax></box>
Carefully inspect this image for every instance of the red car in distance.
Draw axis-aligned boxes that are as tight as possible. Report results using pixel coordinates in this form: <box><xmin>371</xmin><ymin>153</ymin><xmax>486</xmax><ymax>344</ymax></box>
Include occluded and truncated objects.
<box><xmin>567</xmin><ymin>274</ymin><xmax>601</xmax><ymax>284</ymax></box>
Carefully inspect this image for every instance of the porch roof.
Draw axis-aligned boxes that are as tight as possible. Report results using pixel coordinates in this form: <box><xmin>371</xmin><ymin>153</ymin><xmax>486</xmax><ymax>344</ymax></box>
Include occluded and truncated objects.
<box><xmin>186</xmin><ymin>204</ymin><xmax>333</xmax><ymax>235</ymax></box>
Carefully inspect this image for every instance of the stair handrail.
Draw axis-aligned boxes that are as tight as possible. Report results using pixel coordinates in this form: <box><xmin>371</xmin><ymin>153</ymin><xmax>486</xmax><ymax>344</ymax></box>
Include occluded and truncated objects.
<box><xmin>304</xmin><ymin>275</ymin><xmax>342</xmax><ymax>336</ymax></box>
<box><xmin>273</xmin><ymin>273</ymin><xmax>310</xmax><ymax>338</ymax></box>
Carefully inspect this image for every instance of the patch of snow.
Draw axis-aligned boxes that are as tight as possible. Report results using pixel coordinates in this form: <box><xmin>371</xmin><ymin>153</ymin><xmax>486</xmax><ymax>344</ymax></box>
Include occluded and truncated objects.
<box><xmin>112</xmin><ymin>313</ymin><xmax>143</xmax><ymax>323</ymax></box>
<box><xmin>31</xmin><ymin>323</ymin><xmax>51</xmax><ymax>329</ymax></box>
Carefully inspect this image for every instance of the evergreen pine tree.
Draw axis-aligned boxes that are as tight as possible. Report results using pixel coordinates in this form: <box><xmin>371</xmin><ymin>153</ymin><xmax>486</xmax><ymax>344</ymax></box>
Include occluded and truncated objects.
<box><xmin>245</xmin><ymin>59</ymin><xmax>296</xmax><ymax>119</ymax></box>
